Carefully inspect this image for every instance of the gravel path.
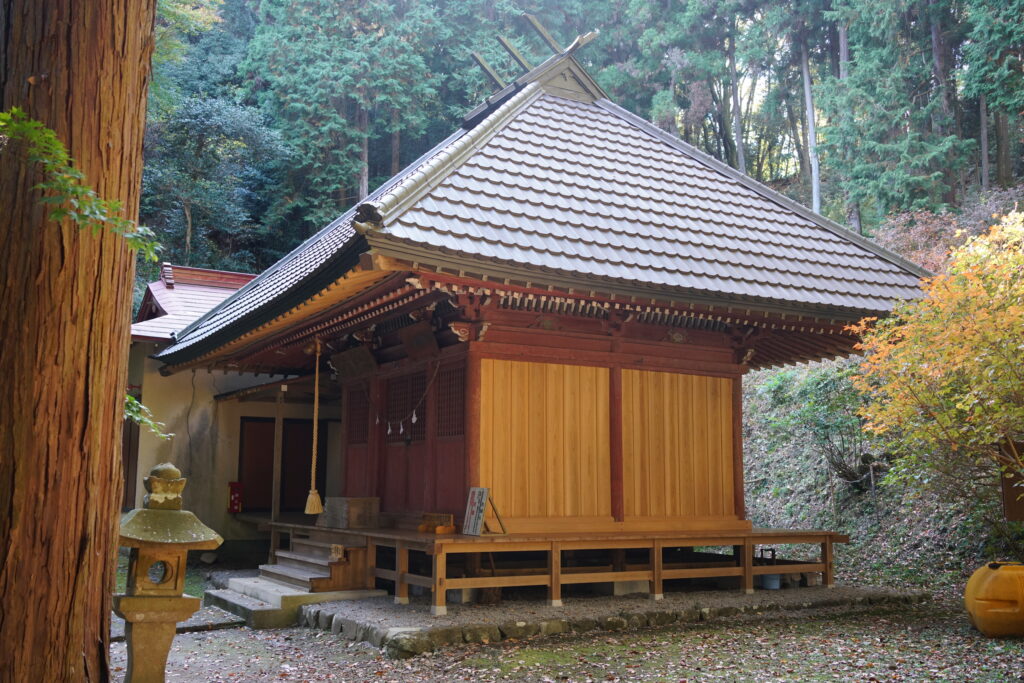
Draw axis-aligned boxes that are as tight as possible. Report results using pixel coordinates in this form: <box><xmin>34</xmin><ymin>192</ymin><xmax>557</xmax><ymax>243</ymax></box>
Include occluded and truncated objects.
<box><xmin>109</xmin><ymin>599</ymin><xmax>1024</xmax><ymax>681</ymax></box>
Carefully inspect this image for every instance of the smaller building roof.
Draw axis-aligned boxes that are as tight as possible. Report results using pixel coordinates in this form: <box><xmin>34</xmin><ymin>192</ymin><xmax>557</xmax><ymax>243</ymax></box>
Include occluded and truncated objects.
<box><xmin>131</xmin><ymin>264</ymin><xmax>256</xmax><ymax>343</ymax></box>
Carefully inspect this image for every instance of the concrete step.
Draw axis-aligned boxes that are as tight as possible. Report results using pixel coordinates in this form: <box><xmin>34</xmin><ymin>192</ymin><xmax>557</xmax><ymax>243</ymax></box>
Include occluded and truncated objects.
<box><xmin>217</xmin><ymin>576</ymin><xmax>387</xmax><ymax>629</ymax></box>
<box><xmin>275</xmin><ymin>550</ymin><xmax>331</xmax><ymax>572</ymax></box>
<box><xmin>260</xmin><ymin>563</ymin><xmax>329</xmax><ymax>590</ymax></box>
<box><xmin>203</xmin><ymin>588</ymin><xmax>296</xmax><ymax>629</ymax></box>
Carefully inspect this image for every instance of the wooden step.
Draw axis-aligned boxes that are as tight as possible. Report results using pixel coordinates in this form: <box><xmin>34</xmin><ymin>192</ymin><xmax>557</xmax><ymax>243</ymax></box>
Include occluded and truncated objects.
<box><xmin>259</xmin><ymin>563</ymin><xmax>329</xmax><ymax>590</ymax></box>
<box><xmin>290</xmin><ymin>538</ymin><xmax>334</xmax><ymax>559</ymax></box>
<box><xmin>275</xmin><ymin>550</ymin><xmax>331</xmax><ymax>572</ymax></box>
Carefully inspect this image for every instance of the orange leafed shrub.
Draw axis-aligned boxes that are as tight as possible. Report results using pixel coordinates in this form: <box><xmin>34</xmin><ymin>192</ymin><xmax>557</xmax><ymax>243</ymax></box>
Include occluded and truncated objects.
<box><xmin>852</xmin><ymin>212</ymin><xmax>1024</xmax><ymax>490</ymax></box>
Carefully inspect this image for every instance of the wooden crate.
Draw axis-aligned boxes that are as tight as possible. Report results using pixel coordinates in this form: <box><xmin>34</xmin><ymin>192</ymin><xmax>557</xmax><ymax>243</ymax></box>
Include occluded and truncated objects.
<box><xmin>316</xmin><ymin>497</ymin><xmax>380</xmax><ymax>529</ymax></box>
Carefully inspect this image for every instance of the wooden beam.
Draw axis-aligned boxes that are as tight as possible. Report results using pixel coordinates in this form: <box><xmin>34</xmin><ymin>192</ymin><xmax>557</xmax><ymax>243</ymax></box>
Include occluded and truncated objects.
<box><xmin>465</xmin><ymin>346</ymin><xmax>482</xmax><ymax>489</ymax></box>
<box><xmin>732</xmin><ymin>376</ymin><xmax>746</xmax><ymax>520</ymax></box>
<box><xmin>471</xmin><ymin>51</ymin><xmax>506</xmax><ymax>89</ymax></box>
<box><xmin>271</xmin><ymin>387</ymin><xmax>285</xmax><ymax>523</ymax></box>
<box><xmin>609</xmin><ymin>365</ymin><xmax>624</xmax><ymax>522</ymax></box>
<box><xmin>523</xmin><ymin>13</ymin><xmax>563</xmax><ymax>53</ymax></box>
<box><xmin>650</xmin><ymin>540</ymin><xmax>664</xmax><ymax>600</ymax></box>
<box><xmin>431</xmin><ymin>549</ymin><xmax>447</xmax><ymax>616</ymax></box>
<box><xmin>496</xmin><ymin>35</ymin><xmax>532</xmax><ymax>71</ymax></box>
<box><xmin>549</xmin><ymin>541</ymin><xmax>562</xmax><ymax>606</ymax></box>
<box><xmin>395</xmin><ymin>543</ymin><xmax>409</xmax><ymax>604</ymax></box>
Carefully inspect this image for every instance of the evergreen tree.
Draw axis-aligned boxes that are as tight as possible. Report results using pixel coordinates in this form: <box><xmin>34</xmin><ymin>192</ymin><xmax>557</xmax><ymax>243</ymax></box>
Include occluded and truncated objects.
<box><xmin>817</xmin><ymin>1</ymin><xmax>974</xmax><ymax>215</ymax></box>
<box><xmin>141</xmin><ymin>97</ymin><xmax>288</xmax><ymax>271</ymax></box>
<box><xmin>242</xmin><ymin>0</ymin><xmax>449</xmax><ymax>235</ymax></box>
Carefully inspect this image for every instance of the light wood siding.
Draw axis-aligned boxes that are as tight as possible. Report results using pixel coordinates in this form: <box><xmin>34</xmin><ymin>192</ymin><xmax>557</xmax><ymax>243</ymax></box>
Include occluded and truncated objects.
<box><xmin>622</xmin><ymin>369</ymin><xmax>734</xmax><ymax>518</ymax></box>
<box><xmin>479</xmin><ymin>359</ymin><xmax>611</xmax><ymax>520</ymax></box>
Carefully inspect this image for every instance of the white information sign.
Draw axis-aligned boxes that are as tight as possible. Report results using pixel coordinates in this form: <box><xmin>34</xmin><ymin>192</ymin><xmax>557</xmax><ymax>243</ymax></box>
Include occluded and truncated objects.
<box><xmin>462</xmin><ymin>487</ymin><xmax>489</xmax><ymax>536</ymax></box>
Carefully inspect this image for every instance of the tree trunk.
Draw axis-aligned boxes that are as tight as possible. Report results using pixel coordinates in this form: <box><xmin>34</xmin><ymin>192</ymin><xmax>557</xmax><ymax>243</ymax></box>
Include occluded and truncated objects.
<box><xmin>838</xmin><ymin>23</ymin><xmax>862</xmax><ymax>234</ymax></box>
<box><xmin>357</xmin><ymin>100</ymin><xmax>369</xmax><ymax>200</ymax></box>
<box><xmin>928</xmin><ymin>0</ymin><xmax>957</xmax><ymax>205</ymax></box>
<box><xmin>995</xmin><ymin>110</ymin><xmax>1012</xmax><ymax>188</ymax></box>
<box><xmin>800</xmin><ymin>35</ymin><xmax>822</xmax><ymax>213</ymax></box>
<box><xmin>728</xmin><ymin>23</ymin><xmax>746</xmax><ymax>174</ymax></box>
<box><xmin>785</xmin><ymin>92</ymin><xmax>809</xmax><ymax>183</ymax></box>
<box><xmin>0</xmin><ymin>2</ymin><xmax>156</xmax><ymax>681</ymax></box>
<box><xmin>391</xmin><ymin>109</ymin><xmax>401</xmax><ymax>176</ymax></box>
<box><xmin>980</xmin><ymin>94</ymin><xmax>989</xmax><ymax>191</ymax></box>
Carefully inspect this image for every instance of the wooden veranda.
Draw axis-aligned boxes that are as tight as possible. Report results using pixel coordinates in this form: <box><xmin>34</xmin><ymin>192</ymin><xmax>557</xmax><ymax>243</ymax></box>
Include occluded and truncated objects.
<box><xmin>262</xmin><ymin>520</ymin><xmax>846</xmax><ymax>615</ymax></box>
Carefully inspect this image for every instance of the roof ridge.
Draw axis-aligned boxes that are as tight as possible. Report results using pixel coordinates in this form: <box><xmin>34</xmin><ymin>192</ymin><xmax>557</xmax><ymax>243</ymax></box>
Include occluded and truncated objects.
<box><xmin>365</xmin><ymin>82</ymin><xmax>543</xmax><ymax>226</ymax></box>
<box><xmin>592</xmin><ymin>99</ymin><xmax>933</xmax><ymax>280</ymax></box>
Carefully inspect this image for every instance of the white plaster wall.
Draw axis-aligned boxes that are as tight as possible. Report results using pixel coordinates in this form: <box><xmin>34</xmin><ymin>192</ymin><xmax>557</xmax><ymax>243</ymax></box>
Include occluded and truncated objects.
<box><xmin>132</xmin><ymin>343</ymin><xmax>344</xmax><ymax>540</ymax></box>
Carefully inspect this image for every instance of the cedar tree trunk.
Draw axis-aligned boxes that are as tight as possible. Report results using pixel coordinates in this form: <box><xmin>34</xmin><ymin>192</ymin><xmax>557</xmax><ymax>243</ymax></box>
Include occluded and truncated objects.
<box><xmin>800</xmin><ymin>33</ymin><xmax>821</xmax><ymax>214</ymax></box>
<box><xmin>728</xmin><ymin>23</ymin><xmax>746</xmax><ymax>175</ymax></box>
<box><xmin>0</xmin><ymin>2</ymin><xmax>156</xmax><ymax>681</ymax></box>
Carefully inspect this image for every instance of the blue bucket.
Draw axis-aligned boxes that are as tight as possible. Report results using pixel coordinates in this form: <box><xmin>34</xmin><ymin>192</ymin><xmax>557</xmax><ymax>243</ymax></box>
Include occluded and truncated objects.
<box><xmin>761</xmin><ymin>573</ymin><xmax>781</xmax><ymax>590</ymax></box>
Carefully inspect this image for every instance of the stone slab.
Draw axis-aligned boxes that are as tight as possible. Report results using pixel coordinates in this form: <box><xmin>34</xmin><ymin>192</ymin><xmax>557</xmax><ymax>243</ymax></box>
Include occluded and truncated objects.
<box><xmin>302</xmin><ymin>586</ymin><xmax>930</xmax><ymax>659</ymax></box>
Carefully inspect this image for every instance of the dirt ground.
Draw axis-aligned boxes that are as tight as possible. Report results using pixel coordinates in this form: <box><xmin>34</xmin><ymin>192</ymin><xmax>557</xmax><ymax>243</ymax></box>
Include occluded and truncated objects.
<box><xmin>110</xmin><ymin>600</ymin><xmax>1024</xmax><ymax>682</ymax></box>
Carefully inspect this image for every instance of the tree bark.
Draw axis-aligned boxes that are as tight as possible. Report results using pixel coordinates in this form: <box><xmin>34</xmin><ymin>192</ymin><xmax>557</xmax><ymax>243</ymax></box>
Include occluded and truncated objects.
<box><xmin>728</xmin><ymin>22</ymin><xmax>746</xmax><ymax>174</ymax></box>
<box><xmin>995</xmin><ymin>110</ymin><xmax>1012</xmax><ymax>188</ymax></box>
<box><xmin>928</xmin><ymin>0</ymin><xmax>958</xmax><ymax>205</ymax></box>
<box><xmin>391</xmin><ymin>109</ymin><xmax>401</xmax><ymax>177</ymax></box>
<box><xmin>0</xmin><ymin>2</ymin><xmax>156</xmax><ymax>681</ymax></box>
<box><xmin>357</xmin><ymin>96</ymin><xmax>369</xmax><ymax>201</ymax></box>
<box><xmin>979</xmin><ymin>94</ymin><xmax>989</xmax><ymax>191</ymax></box>
<box><xmin>838</xmin><ymin>22</ymin><xmax>862</xmax><ymax>234</ymax></box>
<box><xmin>800</xmin><ymin>34</ymin><xmax>822</xmax><ymax>213</ymax></box>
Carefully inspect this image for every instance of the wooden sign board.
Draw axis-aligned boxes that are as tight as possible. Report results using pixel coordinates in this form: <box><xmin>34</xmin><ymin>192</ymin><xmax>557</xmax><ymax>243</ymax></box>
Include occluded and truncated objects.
<box><xmin>462</xmin><ymin>487</ymin><xmax>489</xmax><ymax>536</ymax></box>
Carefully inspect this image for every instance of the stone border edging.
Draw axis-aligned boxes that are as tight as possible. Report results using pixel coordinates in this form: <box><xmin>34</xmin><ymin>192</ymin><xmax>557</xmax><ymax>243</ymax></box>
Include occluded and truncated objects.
<box><xmin>298</xmin><ymin>592</ymin><xmax>931</xmax><ymax>659</ymax></box>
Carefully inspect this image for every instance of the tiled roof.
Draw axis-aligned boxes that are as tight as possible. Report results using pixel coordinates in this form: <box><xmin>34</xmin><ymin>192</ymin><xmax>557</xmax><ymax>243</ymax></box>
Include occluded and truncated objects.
<box><xmin>131</xmin><ymin>265</ymin><xmax>256</xmax><ymax>343</ymax></box>
<box><xmin>156</xmin><ymin>53</ymin><xmax>925</xmax><ymax>366</ymax></box>
<box><xmin>369</xmin><ymin>90</ymin><xmax>925</xmax><ymax>315</ymax></box>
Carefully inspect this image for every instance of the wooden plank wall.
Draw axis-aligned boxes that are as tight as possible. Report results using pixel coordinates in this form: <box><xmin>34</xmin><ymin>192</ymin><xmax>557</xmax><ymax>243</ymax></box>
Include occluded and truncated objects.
<box><xmin>479</xmin><ymin>359</ymin><xmax>612</xmax><ymax>525</ymax></box>
<box><xmin>622</xmin><ymin>369</ymin><xmax>734</xmax><ymax>519</ymax></box>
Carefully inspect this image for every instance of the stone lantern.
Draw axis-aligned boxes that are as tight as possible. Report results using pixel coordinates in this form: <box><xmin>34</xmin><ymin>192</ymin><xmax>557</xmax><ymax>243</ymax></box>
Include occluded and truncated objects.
<box><xmin>114</xmin><ymin>463</ymin><xmax>222</xmax><ymax>683</ymax></box>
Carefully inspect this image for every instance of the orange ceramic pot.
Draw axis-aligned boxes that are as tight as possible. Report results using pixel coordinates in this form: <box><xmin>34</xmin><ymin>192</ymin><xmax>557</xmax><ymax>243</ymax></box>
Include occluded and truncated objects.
<box><xmin>964</xmin><ymin>562</ymin><xmax>1024</xmax><ymax>637</ymax></box>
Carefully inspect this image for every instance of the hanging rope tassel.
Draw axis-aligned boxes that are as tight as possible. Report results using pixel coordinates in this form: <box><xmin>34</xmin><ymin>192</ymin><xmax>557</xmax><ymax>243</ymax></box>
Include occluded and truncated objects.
<box><xmin>304</xmin><ymin>339</ymin><xmax>324</xmax><ymax>515</ymax></box>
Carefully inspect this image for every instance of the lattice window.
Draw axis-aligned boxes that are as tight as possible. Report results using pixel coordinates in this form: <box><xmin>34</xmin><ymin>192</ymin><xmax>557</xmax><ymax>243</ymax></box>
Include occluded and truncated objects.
<box><xmin>435</xmin><ymin>364</ymin><xmax>466</xmax><ymax>438</ymax></box>
<box><xmin>346</xmin><ymin>386</ymin><xmax>369</xmax><ymax>445</ymax></box>
<box><xmin>386</xmin><ymin>372</ymin><xmax>427</xmax><ymax>443</ymax></box>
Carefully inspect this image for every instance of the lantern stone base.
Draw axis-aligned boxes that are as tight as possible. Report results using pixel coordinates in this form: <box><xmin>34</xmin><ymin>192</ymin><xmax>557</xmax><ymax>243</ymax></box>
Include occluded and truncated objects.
<box><xmin>113</xmin><ymin>594</ymin><xmax>201</xmax><ymax>683</ymax></box>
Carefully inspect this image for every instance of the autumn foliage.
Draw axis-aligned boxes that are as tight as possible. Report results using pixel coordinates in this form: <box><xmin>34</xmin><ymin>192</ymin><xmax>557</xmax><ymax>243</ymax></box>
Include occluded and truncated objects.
<box><xmin>852</xmin><ymin>212</ymin><xmax>1024</xmax><ymax>492</ymax></box>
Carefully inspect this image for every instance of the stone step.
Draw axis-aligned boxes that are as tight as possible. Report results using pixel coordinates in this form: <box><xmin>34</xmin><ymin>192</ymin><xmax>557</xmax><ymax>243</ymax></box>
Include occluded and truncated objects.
<box><xmin>260</xmin><ymin>562</ymin><xmax>330</xmax><ymax>590</ymax></box>
<box><xmin>215</xmin><ymin>576</ymin><xmax>387</xmax><ymax>630</ymax></box>
<box><xmin>203</xmin><ymin>588</ymin><xmax>296</xmax><ymax>629</ymax></box>
<box><xmin>275</xmin><ymin>550</ymin><xmax>332</xmax><ymax>572</ymax></box>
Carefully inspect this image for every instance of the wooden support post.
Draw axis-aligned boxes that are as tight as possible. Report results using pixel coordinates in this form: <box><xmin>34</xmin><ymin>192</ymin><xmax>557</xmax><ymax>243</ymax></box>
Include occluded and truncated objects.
<box><xmin>822</xmin><ymin>539</ymin><xmax>834</xmax><ymax>589</ymax></box>
<box><xmin>465</xmin><ymin>347</ymin><xmax>482</xmax><ymax>489</ymax></box>
<box><xmin>650</xmin><ymin>540</ymin><xmax>664</xmax><ymax>600</ymax></box>
<box><xmin>366</xmin><ymin>540</ymin><xmax>377</xmax><ymax>590</ymax></box>
<box><xmin>609</xmin><ymin>366</ymin><xmax>624</xmax><ymax>522</ymax></box>
<box><xmin>271</xmin><ymin>388</ymin><xmax>285</xmax><ymax>523</ymax></box>
<box><xmin>742</xmin><ymin>540</ymin><xmax>754</xmax><ymax>594</ymax></box>
<box><xmin>268</xmin><ymin>528</ymin><xmax>280</xmax><ymax>564</ymax></box>
<box><xmin>611</xmin><ymin>548</ymin><xmax>626</xmax><ymax>572</ymax></box>
<box><xmin>549</xmin><ymin>542</ymin><xmax>562</xmax><ymax>607</ymax></box>
<box><xmin>432</xmin><ymin>549</ymin><xmax>448</xmax><ymax>616</ymax></box>
<box><xmin>395</xmin><ymin>542</ymin><xmax>409</xmax><ymax>604</ymax></box>
<box><xmin>732</xmin><ymin>376</ymin><xmax>746</xmax><ymax>520</ymax></box>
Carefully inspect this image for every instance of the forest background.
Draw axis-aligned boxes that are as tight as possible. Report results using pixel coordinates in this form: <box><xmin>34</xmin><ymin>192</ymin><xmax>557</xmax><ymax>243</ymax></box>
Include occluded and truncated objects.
<box><xmin>146</xmin><ymin>0</ymin><xmax>1023</xmax><ymax>588</ymax></box>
